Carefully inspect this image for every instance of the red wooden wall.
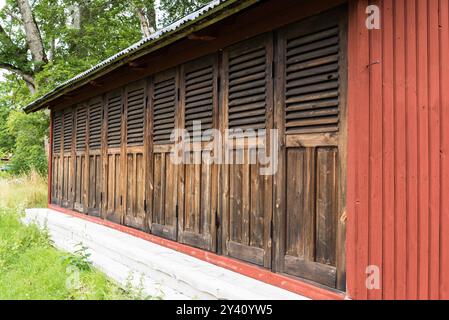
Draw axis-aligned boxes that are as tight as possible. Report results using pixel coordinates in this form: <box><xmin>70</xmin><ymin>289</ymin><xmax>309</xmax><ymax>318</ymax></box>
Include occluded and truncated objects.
<box><xmin>347</xmin><ymin>0</ymin><xmax>449</xmax><ymax>299</ymax></box>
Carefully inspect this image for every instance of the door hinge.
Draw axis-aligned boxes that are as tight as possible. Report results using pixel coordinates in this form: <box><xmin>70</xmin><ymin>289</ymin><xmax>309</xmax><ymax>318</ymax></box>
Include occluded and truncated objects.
<box><xmin>100</xmin><ymin>192</ymin><xmax>103</xmax><ymax>203</ymax></box>
<box><xmin>144</xmin><ymin>199</ymin><xmax>147</xmax><ymax>212</ymax></box>
<box><xmin>175</xmin><ymin>204</ymin><xmax>179</xmax><ymax>218</ymax></box>
<box><xmin>120</xmin><ymin>195</ymin><xmax>123</xmax><ymax>206</ymax></box>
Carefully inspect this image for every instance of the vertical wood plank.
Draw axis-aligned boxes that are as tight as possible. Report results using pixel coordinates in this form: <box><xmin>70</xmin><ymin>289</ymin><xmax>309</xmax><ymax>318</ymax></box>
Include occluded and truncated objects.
<box><xmin>439</xmin><ymin>0</ymin><xmax>449</xmax><ymax>299</ymax></box>
<box><xmin>315</xmin><ymin>148</ymin><xmax>338</xmax><ymax>267</ymax></box>
<box><xmin>393</xmin><ymin>0</ymin><xmax>407</xmax><ymax>300</ymax></box>
<box><xmin>250</xmin><ymin>150</ymin><xmax>263</xmax><ymax>249</ymax></box>
<box><xmin>428</xmin><ymin>0</ymin><xmax>441</xmax><ymax>300</ymax></box>
<box><xmin>347</xmin><ymin>0</ymin><xmax>370</xmax><ymax>299</ymax></box>
<box><xmin>417</xmin><ymin>0</ymin><xmax>430</xmax><ymax>300</ymax></box>
<box><xmin>286</xmin><ymin>148</ymin><xmax>304</xmax><ymax>258</ymax></box>
<box><xmin>242</xmin><ymin>149</ymin><xmax>250</xmax><ymax>246</ymax></box>
<box><xmin>405</xmin><ymin>0</ymin><xmax>419</xmax><ymax>299</ymax></box>
<box><xmin>382</xmin><ymin>0</ymin><xmax>395</xmax><ymax>300</ymax></box>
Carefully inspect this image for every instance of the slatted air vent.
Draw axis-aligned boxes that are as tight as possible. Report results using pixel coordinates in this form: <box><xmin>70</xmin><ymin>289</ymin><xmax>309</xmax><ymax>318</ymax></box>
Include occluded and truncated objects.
<box><xmin>153</xmin><ymin>77</ymin><xmax>176</xmax><ymax>144</ymax></box>
<box><xmin>76</xmin><ymin>105</ymin><xmax>87</xmax><ymax>151</ymax></box>
<box><xmin>107</xmin><ymin>94</ymin><xmax>122</xmax><ymax>148</ymax></box>
<box><xmin>228</xmin><ymin>46</ymin><xmax>267</xmax><ymax>131</ymax></box>
<box><xmin>53</xmin><ymin>111</ymin><xmax>62</xmax><ymax>153</ymax></box>
<box><xmin>285</xmin><ymin>26</ymin><xmax>340</xmax><ymax>134</ymax></box>
<box><xmin>63</xmin><ymin>109</ymin><xmax>73</xmax><ymax>152</ymax></box>
<box><xmin>89</xmin><ymin>99</ymin><xmax>102</xmax><ymax>150</ymax></box>
<box><xmin>185</xmin><ymin>64</ymin><xmax>214</xmax><ymax>141</ymax></box>
<box><xmin>126</xmin><ymin>87</ymin><xmax>145</xmax><ymax>146</ymax></box>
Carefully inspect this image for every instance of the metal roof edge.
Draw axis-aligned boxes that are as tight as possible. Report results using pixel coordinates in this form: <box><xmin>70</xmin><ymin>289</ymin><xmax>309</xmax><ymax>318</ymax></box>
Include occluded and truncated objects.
<box><xmin>24</xmin><ymin>0</ymin><xmax>259</xmax><ymax>113</ymax></box>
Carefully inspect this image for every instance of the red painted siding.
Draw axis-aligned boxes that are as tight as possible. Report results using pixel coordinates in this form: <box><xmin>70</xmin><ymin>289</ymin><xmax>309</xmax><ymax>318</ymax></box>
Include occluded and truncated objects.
<box><xmin>347</xmin><ymin>0</ymin><xmax>449</xmax><ymax>299</ymax></box>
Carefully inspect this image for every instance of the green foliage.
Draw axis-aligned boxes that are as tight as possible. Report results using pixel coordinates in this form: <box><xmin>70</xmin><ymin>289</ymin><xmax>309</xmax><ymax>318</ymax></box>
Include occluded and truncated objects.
<box><xmin>159</xmin><ymin>0</ymin><xmax>211</xmax><ymax>26</ymax></box>
<box><xmin>61</xmin><ymin>242</ymin><xmax>92</xmax><ymax>272</ymax></box>
<box><xmin>0</xmin><ymin>104</ymin><xmax>15</xmax><ymax>157</ymax></box>
<box><xmin>0</xmin><ymin>174</ymin><xmax>156</xmax><ymax>300</ymax></box>
<box><xmin>6</xmin><ymin>110</ymin><xmax>49</xmax><ymax>175</ymax></box>
<box><xmin>0</xmin><ymin>208</ymin><xmax>137</xmax><ymax>299</ymax></box>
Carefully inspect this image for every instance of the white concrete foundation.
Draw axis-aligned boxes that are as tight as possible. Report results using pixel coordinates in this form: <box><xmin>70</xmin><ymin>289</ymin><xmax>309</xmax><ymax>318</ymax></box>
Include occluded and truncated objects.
<box><xmin>24</xmin><ymin>208</ymin><xmax>308</xmax><ymax>300</ymax></box>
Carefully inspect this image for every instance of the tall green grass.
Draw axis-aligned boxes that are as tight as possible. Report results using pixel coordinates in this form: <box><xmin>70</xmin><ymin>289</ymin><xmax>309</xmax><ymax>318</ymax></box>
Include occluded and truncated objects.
<box><xmin>0</xmin><ymin>173</ymin><xmax>151</xmax><ymax>300</ymax></box>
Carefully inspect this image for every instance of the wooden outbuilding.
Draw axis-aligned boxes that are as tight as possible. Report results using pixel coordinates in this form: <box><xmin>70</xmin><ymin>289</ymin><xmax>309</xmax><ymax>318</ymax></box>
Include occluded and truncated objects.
<box><xmin>25</xmin><ymin>0</ymin><xmax>449</xmax><ymax>300</ymax></box>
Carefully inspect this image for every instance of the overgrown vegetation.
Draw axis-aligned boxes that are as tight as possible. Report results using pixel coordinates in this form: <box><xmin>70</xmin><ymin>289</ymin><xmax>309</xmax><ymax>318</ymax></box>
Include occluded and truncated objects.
<box><xmin>0</xmin><ymin>0</ymin><xmax>210</xmax><ymax>175</ymax></box>
<box><xmin>0</xmin><ymin>173</ymin><xmax>154</xmax><ymax>300</ymax></box>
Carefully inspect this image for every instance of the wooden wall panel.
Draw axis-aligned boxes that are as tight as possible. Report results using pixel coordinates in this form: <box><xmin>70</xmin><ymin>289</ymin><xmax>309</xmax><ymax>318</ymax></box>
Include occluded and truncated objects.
<box><xmin>178</xmin><ymin>55</ymin><xmax>219</xmax><ymax>251</ymax></box>
<box><xmin>347</xmin><ymin>0</ymin><xmax>449</xmax><ymax>299</ymax></box>
<box><xmin>87</xmin><ymin>98</ymin><xmax>103</xmax><ymax>217</ymax></box>
<box><xmin>74</xmin><ymin>104</ymin><xmax>88</xmax><ymax>213</ymax></box>
<box><xmin>274</xmin><ymin>6</ymin><xmax>346</xmax><ymax>290</ymax></box>
<box><xmin>61</xmin><ymin>108</ymin><xmax>74</xmax><ymax>208</ymax></box>
<box><xmin>149</xmin><ymin>69</ymin><xmax>179</xmax><ymax>240</ymax></box>
<box><xmin>222</xmin><ymin>34</ymin><xmax>273</xmax><ymax>268</ymax></box>
<box><xmin>51</xmin><ymin>111</ymin><xmax>63</xmax><ymax>205</ymax></box>
<box><xmin>124</xmin><ymin>82</ymin><xmax>147</xmax><ymax>230</ymax></box>
<box><xmin>105</xmin><ymin>91</ymin><xmax>123</xmax><ymax>223</ymax></box>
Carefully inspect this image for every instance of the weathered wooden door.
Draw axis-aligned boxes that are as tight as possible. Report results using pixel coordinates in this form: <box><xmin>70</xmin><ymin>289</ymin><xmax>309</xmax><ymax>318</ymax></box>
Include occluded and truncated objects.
<box><xmin>61</xmin><ymin>108</ymin><xmax>74</xmax><ymax>208</ymax></box>
<box><xmin>123</xmin><ymin>81</ymin><xmax>148</xmax><ymax>230</ymax></box>
<box><xmin>148</xmin><ymin>69</ymin><xmax>179</xmax><ymax>240</ymax></box>
<box><xmin>104</xmin><ymin>90</ymin><xmax>123</xmax><ymax>223</ymax></box>
<box><xmin>177</xmin><ymin>55</ymin><xmax>219</xmax><ymax>251</ymax></box>
<box><xmin>86</xmin><ymin>97</ymin><xmax>103</xmax><ymax>217</ymax></box>
<box><xmin>74</xmin><ymin>104</ymin><xmax>88</xmax><ymax>213</ymax></box>
<box><xmin>51</xmin><ymin>111</ymin><xmax>63</xmax><ymax>206</ymax></box>
<box><xmin>273</xmin><ymin>7</ymin><xmax>347</xmax><ymax>290</ymax></box>
<box><xmin>221</xmin><ymin>34</ymin><xmax>274</xmax><ymax>267</ymax></box>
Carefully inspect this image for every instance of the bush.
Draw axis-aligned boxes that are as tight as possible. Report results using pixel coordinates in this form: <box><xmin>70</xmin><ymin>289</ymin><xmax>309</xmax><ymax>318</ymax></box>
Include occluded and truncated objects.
<box><xmin>6</xmin><ymin>111</ymin><xmax>49</xmax><ymax>176</ymax></box>
<box><xmin>0</xmin><ymin>174</ymin><xmax>150</xmax><ymax>300</ymax></box>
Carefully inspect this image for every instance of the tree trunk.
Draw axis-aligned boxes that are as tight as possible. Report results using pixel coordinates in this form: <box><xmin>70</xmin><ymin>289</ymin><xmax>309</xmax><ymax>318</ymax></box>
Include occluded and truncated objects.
<box><xmin>0</xmin><ymin>63</ymin><xmax>36</xmax><ymax>94</ymax></box>
<box><xmin>136</xmin><ymin>7</ymin><xmax>155</xmax><ymax>38</ymax></box>
<box><xmin>17</xmin><ymin>0</ymin><xmax>47</xmax><ymax>67</ymax></box>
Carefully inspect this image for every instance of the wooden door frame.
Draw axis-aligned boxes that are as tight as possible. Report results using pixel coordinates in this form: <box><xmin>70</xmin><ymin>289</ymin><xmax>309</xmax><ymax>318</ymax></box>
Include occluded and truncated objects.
<box><xmin>220</xmin><ymin>32</ymin><xmax>274</xmax><ymax>268</ymax></box>
<box><xmin>177</xmin><ymin>54</ymin><xmax>219</xmax><ymax>252</ymax></box>
<box><xmin>86</xmin><ymin>96</ymin><xmax>104</xmax><ymax>217</ymax></box>
<box><xmin>122</xmin><ymin>80</ymin><xmax>148</xmax><ymax>230</ymax></box>
<box><xmin>147</xmin><ymin>67</ymin><xmax>180</xmax><ymax>241</ymax></box>
<box><xmin>74</xmin><ymin>102</ymin><xmax>88</xmax><ymax>214</ymax></box>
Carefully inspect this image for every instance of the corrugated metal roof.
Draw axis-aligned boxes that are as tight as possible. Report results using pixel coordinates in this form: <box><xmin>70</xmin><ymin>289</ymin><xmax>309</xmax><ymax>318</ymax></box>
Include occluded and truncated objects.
<box><xmin>25</xmin><ymin>0</ymin><xmax>254</xmax><ymax>113</ymax></box>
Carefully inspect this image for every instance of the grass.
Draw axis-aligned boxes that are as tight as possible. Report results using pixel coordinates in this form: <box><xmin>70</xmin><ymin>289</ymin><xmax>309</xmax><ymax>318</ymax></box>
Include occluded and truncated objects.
<box><xmin>0</xmin><ymin>172</ymin><xmax>152</xmax><ymax>300</ymax></box>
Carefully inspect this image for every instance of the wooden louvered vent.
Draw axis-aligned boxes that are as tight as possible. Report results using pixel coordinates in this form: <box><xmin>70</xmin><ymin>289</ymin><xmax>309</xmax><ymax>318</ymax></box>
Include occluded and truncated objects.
<box><xmin>153</xmin><ymin>75</ymin><xmax>176</xmax><ymax>144</ymax></box>
<box><xmin>53</xmin><ymin>111</ymin><xmax>62</xmax><ymax>153</ymax></box>
<box><xmin>228</xmin><ymin>43</ymin><xmax>268</xmax><ymax>131</ymax></box>
<box><xmin>89</xmin><ymin>100</ymin><xmax>102</xmax><ymax>149</ymax></box>
<box><xmin>184</xmin><ymin>63</ymin><xmax>214</xmax><ymax>141</ymax></box>
<box><xmin>107</xmin><ymin>94</ymin><xmax>122</xmax><ymax>148</ymax></box>
<box><xmin>285</xmin><ymin>25</ymin><xmax>340</xmax><ymax>134</ymax></box>
<box><xmin>63</xmin><ymin>109</ymin><xmax>73</xmax><ymax>153</ymax></box>
<box><xmin>126</xmin><ymin>87</ymin><xmax>145</xmax><ymax>146</ymax></box>
<box><xmin>76</xmin><ymin>105</ymin><xmax>87</xmax><ymax>151</ymax></box>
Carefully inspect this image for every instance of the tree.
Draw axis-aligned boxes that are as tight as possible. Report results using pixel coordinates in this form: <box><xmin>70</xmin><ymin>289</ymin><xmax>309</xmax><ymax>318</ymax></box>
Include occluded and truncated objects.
<box><xmin>159</xmin><ymin>0</ymin><xmax>210</xmax><ymax>26</ymax></box>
